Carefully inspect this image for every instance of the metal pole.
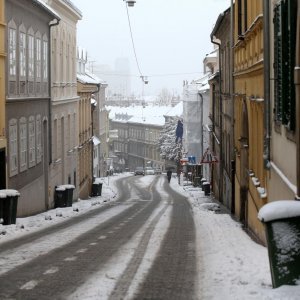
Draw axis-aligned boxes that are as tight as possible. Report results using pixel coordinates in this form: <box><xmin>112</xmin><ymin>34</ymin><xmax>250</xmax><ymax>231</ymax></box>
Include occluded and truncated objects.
<box><xmin>295</xmin><ymin>2</ymin><xmax>300</xmax><ymax>198</ymax></box>
<box><xmin>263</xmin><ymin>0</ymin><xmax>271</xmax><ymax>168</ymax></box>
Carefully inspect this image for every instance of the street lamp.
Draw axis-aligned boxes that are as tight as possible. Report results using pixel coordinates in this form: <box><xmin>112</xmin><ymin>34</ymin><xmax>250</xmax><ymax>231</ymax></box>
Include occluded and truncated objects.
<box><xmin>124</xmin><ymin>0</ymin><xmax>136</xmax><ymax>7</ymax></box>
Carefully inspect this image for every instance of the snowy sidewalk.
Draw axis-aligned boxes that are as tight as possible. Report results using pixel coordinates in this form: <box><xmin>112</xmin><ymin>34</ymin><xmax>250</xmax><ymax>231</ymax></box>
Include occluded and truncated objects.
<box><xmin>169</xmin><ymin>179</ymin><xmax>300</xmax><ymax>300</ymax></box>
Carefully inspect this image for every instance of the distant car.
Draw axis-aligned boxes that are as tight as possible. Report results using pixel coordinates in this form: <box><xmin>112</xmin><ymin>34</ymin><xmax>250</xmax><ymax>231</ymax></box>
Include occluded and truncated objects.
<box><xmin>134</xmin><ymin>166</ymin><xmax>145</xmax><ymax>176</ymax></box>
<box><xmin>154</xmin><ymin>168</ymin><xmax>162</xmax><ymax>174</ymax></box>
<box><xmin>145</xmin><ymin>167</ymin><xmax>155</xmax><ymax>175</ymax></box>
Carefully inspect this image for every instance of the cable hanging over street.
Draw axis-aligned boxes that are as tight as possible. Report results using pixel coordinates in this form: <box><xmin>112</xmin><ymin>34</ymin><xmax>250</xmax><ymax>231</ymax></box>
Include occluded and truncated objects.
<box><xmin>124</xmin><ymin>0</ymin><xmax>148</xmax><ymax>84</ymax></box>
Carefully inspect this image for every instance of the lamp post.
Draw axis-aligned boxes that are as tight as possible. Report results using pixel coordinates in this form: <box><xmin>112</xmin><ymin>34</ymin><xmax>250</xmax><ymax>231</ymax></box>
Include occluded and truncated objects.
<box><xmin>124</xmin><ymin>0</ymin><xmax>136</xmax><ymax>7</ymax></box>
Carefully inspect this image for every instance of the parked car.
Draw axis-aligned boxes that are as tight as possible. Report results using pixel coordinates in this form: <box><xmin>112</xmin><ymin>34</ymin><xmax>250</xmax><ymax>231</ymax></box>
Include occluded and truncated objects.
<box><xmin>134</xmin><ymin>166</ymin><xmax>145</xmax><ymax>176</ymax></box>
<box><xmin>145</xmin><ymin>167</ymin><xmax>155</xmax><ymax>175</ymax></box>
<box><xmin>154</xmin><ymin>168</ymin><xmax>162</xmax><ymax>174</ymax></box>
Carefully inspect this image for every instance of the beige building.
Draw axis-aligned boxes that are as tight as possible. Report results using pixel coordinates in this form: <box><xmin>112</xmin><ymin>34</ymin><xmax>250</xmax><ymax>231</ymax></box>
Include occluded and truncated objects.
<box><xmin>0</xmin><ymin>0</ymin><xmax>6</xmax><ymax>189</ymax></box>
<box><xmin>267</xmin><ymin>0</ymin><xmax>298</xmax><ymax>201</ymax></box>
<box><xmin>77</xmin><ymin>48</ymin><xmax>100</xmax><ymax>198</ymax></box>
<box><xmin>45</xmin><ymin>0</ymin><xmax>82</xmax><ymax>206</ymax></box>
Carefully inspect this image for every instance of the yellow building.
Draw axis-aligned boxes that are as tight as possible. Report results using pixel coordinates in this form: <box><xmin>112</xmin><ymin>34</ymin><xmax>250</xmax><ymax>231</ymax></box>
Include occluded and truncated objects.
<box><xmin>233</xmin><ymin>0</ymin><xmax>266</xmax><ymax>242</ymax></box>
<box><xmin>0</xmin><ymin>0</ymin><xmax>7</xmax><ymax>188</ymax></box>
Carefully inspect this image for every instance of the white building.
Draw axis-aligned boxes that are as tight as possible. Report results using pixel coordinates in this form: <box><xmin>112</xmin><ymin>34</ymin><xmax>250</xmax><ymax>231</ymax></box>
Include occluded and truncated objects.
<box><xmin>45</xmin><ymin>0</ymin><xmax>82</xmax><ymax>206</ymax></box>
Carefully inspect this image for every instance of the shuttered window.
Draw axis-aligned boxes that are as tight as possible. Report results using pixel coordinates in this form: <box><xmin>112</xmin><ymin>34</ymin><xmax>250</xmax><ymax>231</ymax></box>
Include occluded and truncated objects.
<box><xmin>273</xmin><ymin>0</ymin><xmax>297</xmax><ymax>131</ymax></box>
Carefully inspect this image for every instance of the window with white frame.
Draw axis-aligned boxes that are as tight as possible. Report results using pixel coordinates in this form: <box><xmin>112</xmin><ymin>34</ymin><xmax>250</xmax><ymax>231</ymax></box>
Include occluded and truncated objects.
<box><xmin>36</xmin><ymin>37</ymin><xmax>41</xmax><ymax>81</ymax></box>
<box><xmin>36</xmin><ymin>115</ymin><xmax>42</xmax><ymax>163</ymax></box>
<box><xmin>53</xmin><ymin>118</ymin><xmax>58</xmax><ymax>160</ymax></box>
<box><xmin>19</xmin><ymin>117</ymin><xmax>27</xmax><ymax>172</ymax></box>
<box><xmin>9</xmin><ymin>27</ymin><xmax>16</xmax><ymax>77</ymax></box>
<box><xmin>28</xmin><ymin>33</ymin><xmax>34</xmax><ymax>80</ymax></box>
<box><xmin>43</xmin><ymin>39</ymin><xmax>48</xmax><ymax>80</ymax></box>
<box><xmin>9</xmin><ymin>119</ymin><xmax>18</xmax><ymax>177</ymax></box>
<box><xmin>19</xmin><ymin>30</ymin><xmax>26</xmax><ymax>78</ymax></box>
<box><xmin>29</xmin><ymin>116</ymin><xmax>36</xmax><ymax>167</ymax></box>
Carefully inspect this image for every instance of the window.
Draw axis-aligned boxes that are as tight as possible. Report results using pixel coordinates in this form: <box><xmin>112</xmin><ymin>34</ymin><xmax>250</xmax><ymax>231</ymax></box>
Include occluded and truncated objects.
<box><xmin>36</xmin><ymin>37</ymin><xmax>41</xmax><ymax>80</ymax></box>
<box><xmin>237</xmin><ymin>0</ymin><xmax>247</xmax><ymax>37</ymax></box>
<box><xmin>9</xmin><ymin>119</ymin><xmax>18</xmax><ymax>176</ymax></box>
<box><xmin>43</xmin><ymin>39</ymin><xmax>48</xmax><ymax>80</ymax></box>
<box><xmin>36</xmin><ymin>115</ymin><xmax>42</xmax><ymax>163</ymax></box>
<box><xmin>29</xmin><ymin>116</ymin><xmax>36</xmax><ymax>167</ymax></box>
<box><xmin>19</xmin><ymin>30</ymin><xmax>26</xmax><ymax>78</ymax></box>
<box><xmin>273</xmin><ymin>0</ymin><xmax>297</xmax><ymax>130</ymax></box>
<box><xmin>28</xmin><ymin>33</ymin><xmax>34</xmax><ymax>79</ymax></box>
<box><xmin>19</xmin><ymin>117</ymin><xmax>27</xmax><ymax>172</ymax></box>
<box><xmin>9</xmin><ymin>27</ymin><xmax>16</xmax><ymax>76</ymax></box>
<box><xmin>53</xmin><ymin>119</ymin><xmax>58</xmax><ymax>160</ymax></box>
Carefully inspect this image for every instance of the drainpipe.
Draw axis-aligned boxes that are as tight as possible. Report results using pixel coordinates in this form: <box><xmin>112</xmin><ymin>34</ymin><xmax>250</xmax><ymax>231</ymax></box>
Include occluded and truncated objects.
<box><xmin>48</xmin><ymin>18</ymin><xmax>60</xmax><ymax>164</ymax></box>
<box><xmin>295</xmin><ymin>3</ymin><xmax>300</xmax><ymax>198</ymax></box>
<box><xmin>263</xmin><ymin>0</ymin><xmax>271</xmax><ymax>169</ymax></box>
<box><xmin>211</xmin><ymin>37</ymin><xmax>223</xmax><ymax>203</ymax></box>
<box><xmin>230</xmin><ymin>0</ymin><xmax>235</xmax><ymax>213</ymax></box>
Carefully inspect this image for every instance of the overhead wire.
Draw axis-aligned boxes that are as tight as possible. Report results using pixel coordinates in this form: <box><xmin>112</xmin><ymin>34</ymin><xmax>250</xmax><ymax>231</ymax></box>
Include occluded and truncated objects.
<box><xmin>125</xmin><ymin>3</ymin><xmax>145</xmax><ymax>81</ymax></box>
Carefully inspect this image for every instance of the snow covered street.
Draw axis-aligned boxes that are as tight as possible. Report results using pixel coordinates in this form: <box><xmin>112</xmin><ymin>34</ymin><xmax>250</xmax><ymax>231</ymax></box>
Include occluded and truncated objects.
<box><xmin>0</xmin><ymin>173</ymin><xmax>300</xmax><ymax>299</ymax></box>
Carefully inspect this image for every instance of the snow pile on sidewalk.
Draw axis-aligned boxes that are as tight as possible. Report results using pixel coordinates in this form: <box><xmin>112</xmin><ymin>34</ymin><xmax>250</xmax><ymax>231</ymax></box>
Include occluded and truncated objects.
<box><xmin>0</xmin><ymin>175</ymin><xmax>119</xmax><ymax>242</ymax></box>
<box><xmin>170</xmin><ymin>180</ymin><xmax>300</xmax><ymax>300</ymax></box>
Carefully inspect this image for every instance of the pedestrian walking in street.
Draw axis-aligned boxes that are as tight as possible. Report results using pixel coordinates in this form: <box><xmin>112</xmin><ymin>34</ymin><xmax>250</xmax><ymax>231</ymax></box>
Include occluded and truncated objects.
<box><xmin>167</xmin><ymin>170</ymin><xmax>172</xmax><ymax>183</ymax></box>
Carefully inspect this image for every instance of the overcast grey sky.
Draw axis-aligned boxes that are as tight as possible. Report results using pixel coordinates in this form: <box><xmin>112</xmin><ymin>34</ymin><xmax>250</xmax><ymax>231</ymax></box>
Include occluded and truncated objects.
<box><xmin>71</xmin><ymin>0</ymin><xmax>229</xmax><ymax>96</ymax></box>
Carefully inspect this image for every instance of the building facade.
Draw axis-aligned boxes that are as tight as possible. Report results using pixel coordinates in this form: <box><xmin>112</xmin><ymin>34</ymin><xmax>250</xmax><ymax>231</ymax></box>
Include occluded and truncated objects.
<box><xmin>267</xmin><ymin>0</ymin><xmax>298</xmax><ymax>204</ymax></box>
<box><xmin>210</xmin><ymin>8</ymin><xmax>235</xmax><ymax>212</ymax></box>
<box><xmin>233</xmin><ymin>0</ymin><xmax>265</xmax><ymax>241</ymax></box>
<box><xmin>92</xmin><ymin>75</ymin><xmax>108</xmax><ymax>177</ymax></box>
<box><xmin>0</xmin><ymin>0</ymin><xmax>6</xmax><ymax>190</ymax></box>
<box><xmin>5</xmin><ymin>0</ymin><xmax>59</xmax><ymax>216</ymax></box>
<box><xmin>77</xmin><ymin>49</ymin><xmax>100</xmax><ymax>198</ymax></box>
<box><xmin>45</xmin><ymin>0</ymin><xmax>82</xmax><ymax>206</ymax></box>
<box><xmin>109</xmin><ymin>114</ymin><xmax>130</xmax><ymax>172</ymax></box>
<box><xmin>127</xmin><ymin>121</ymin><xmax>163</xmax><ymax>171</ymax></box>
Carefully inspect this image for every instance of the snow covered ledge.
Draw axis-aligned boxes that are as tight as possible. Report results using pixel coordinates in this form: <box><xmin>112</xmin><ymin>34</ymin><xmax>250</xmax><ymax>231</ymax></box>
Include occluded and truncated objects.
<box><xmin>258</xmin><ymin>200</ymin><xmax>300</xmax><ymax>222</ymax></box>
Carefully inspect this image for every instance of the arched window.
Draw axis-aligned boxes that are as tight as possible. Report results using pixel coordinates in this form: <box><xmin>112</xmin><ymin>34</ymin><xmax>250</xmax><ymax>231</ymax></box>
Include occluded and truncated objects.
<box><xmin>8</xmin><ymin>20</ymin><xmax>17</xmax><ymax>95</ymax></box>
<box><xmin>42</xmin><ymin>34</ymin><xmax>49</xmax><ymax>95</ymax></box>
<box><xmin>28</xmin><ymin>28</ymin><xmax>35</xmax><ymax>83</ymax></box>
<box><xmin>9</xmin><ymin>119</ymin><xmax>18</xmax><ymax>177</ymax></box>
<box><xmin>35</xmin><ymin>31</ymin><xmax>42</xmax><ymax>82</ymax></box>
<box><xmin>8</xmin><ymin>20</ymin><xmax>17</xmax><ymax>78</ymax></box>
<box><xmin>36</xmin><ymin>115</ymin><xmax>42</xmax><ymax>163</ymax></box>
<box><xmin>19</xmin><ymin>117</ymin><xmax>27</xmax><ymax>172</ymax></box>
<box><xmin>19</xmin><ymin>24</ymin><xmax>26</xmax><ymax>78</ymax></box>
<box><xmin>42</xmin><ymin>34</ymin><xmax>48</xmax><ymax>81</ymax></box>
<box><xmin>29</xmin><ymin>116</ymin><xmax>36</xmax><ymax>167</ymax></box>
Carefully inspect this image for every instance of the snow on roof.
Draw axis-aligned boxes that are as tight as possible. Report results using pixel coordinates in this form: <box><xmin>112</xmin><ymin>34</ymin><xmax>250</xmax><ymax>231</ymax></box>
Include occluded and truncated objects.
<box><xmin>34</xmin><ymin>0</ymin><xmax>60</xmax><ymax>20</ymax></box>
<box><xmin>107</xmin><ymin>105</ymin><xmax>176</xmax><ymax>126</ymax></box>
<box><xmin>128</xmin><ymin>115</ymin><xmax>165</xmax><ymax>126</ymax></box>
<box><xmin>85</xmin><ymin>69</ymin><xmax>106</xmax><ymax>85</ymax></box>
<box><xmin>187</xmin><ymin>72</ymin><xmax>212</xmax><ymax>93</ymax></box>
<box><xmin>0</xmin><ymin>189</ymin><xmax>20</xmax><ymax>198</ymax></box>
<box><xmin>258</xmin><ymin>200</ymin><xmax>300</xmax><ymax>222</ymax></box>
<box><xmin>77</xmin><ymin>73</ymin><xmax>99</xmax><ymax>85</ymax></box>
<box><xmin>205</xmin><ymin>50</ymin><xmax>218</xmax><ymax>58</ymax></box>
<box><xmin>164</xmin><ymin>101</ymin><xmax>183</xmax><ymax>117</ymax></box>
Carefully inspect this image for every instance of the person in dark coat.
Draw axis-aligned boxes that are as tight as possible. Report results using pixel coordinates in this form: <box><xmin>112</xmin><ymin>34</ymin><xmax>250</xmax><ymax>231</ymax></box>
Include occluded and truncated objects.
<box><xmin>167</xmin><ymin>170</ymin><xmax>172</xmax><ymax>183</ymax></box>
<box><xmin>175</xmin><ymin>120</ymin><xmax>183</xmax><ymax>143</ymax></box>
